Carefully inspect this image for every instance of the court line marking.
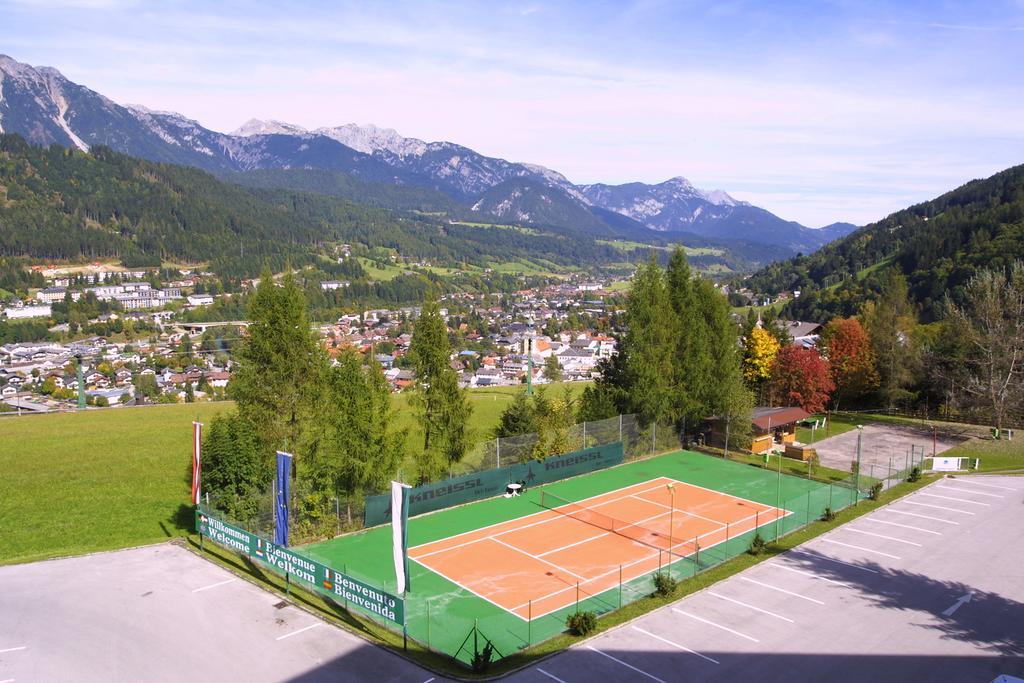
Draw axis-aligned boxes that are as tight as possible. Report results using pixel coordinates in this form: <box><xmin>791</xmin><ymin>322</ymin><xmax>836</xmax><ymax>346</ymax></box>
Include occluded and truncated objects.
<box><xmin>708</xmin><ymin>591</ymin><xmax>794</xmax><ymax>622</ymax></box>
<box><xmin>585</xmin><ymin>645</ymin><xmax>667</xmax><ymax>683</ymax></box>
<box><xmin>790</xmin><ymin>548</ymin><xmax>880</xmax><ymax>574</ymax></box>
<box><xmin>632</xmin><ymin>625</ymin><xmax>720</xmax><ymax>664</ymax></box>
<box><xmin>509</xmin><ymin>507</ymin><xmax>785</xmax><ymax>615</ymax></box>
<box><xmin>491</xmin><ymin>537</ymin><xmax>587</xmax><ymax>580</ymax></box>
<box><xmin>537</xmin><ymin>531</ymin><xmax>610</xmax><ymax>557</ymax></box>
<box><xmin>844</xmin><ymin>528</ymin><xmax>923</xmax><ymax>547</ymax></box>
<box><xmin>934</xmin><ymin>485</ymin><xmax>1003</xmax><ymax>499</ymax></box>
<box><xmin>767</xmin><ymin>562</ymin><xmax>852</xmax><ymax>586</ymax></box>
<box><xmin>860</xmin><ymin>517</ymin><xmax>942</xmax><ymax>535</ymax></box>
<box><xmin>536</xmin><ymin>669</ymin><xmax>569</xmax><ymax>683</ymax></box>
<box><xmin>275</xmin><ymin>623</ymin><xmax>321</xmax><ymax>641</ymax></box>
<box><xmin>415</xmin><ymin>477</ymin><xmax>791</xmax><ymax>620</ymax></box>
<box><xmin>410</xmin><ymin>479</ymin><xmax>676</xmax><ymax>559</ymax></box>
<box><xmin>191</xmin><ymin>578</ymin><xmax>236</xmax><ymax>593</ymax></box>
<box><xmin>672</xmin><ymin>609</ymin><xmax>760</xmax><ymax>642</ymax></box>
<box><xmin>917</xmin><ymin>492</ymin><xmax>990</xmax><ymax>506</ymax></box>
<box><xmin>422</xmin><ymin>678</ymin><xmax>436</xmax><ymax>683</ymax></box>
<box><xmin>630</xmin><ymin>494</ymin><xmax>730</xmax><ymax>528</ymax></box>
<box><xmin>885</xmin><ymin>509</ymin><xmax>959</xmax><ymax>524</ymax></box>
<box><xmin>820</xmin><ymin>538</ymin><xmax>900</xmax><ymax>559</ymax></box>
<box><xmin>901</xmin><ymin>501</ymin><xmax>975</xmax><ymax>515</ymax></box>
<box><xmin>945</xmin><ymin>479</ymin><xmax>1018</xmax><ymax>492</ymax></box>
<box><xmin>0</xmin><ymin>646</ymin><xmax>27</xmax><ymax>653</ymax></box>
<box><xmin>740</xmin><ymin>576</ymin><xmax>826</xmax><ymax>604</ymax></box>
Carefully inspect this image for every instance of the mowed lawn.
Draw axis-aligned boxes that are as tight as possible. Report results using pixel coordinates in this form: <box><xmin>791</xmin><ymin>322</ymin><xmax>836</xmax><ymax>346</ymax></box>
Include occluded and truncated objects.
<box><xmin>0</xmin><ymin>382</ymin><xmax>588</xmax><ymax>565</ymax></box>
<box><xmin>1</xmin><ymin>402</ymin><xmax>230</xmax><ymax>565</ymax></box>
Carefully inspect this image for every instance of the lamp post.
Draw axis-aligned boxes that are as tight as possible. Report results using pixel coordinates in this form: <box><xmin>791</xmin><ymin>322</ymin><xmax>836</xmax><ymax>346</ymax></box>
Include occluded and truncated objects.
<box><xmin>855</xmin><ymin>425</ymin><xmax>863</xmax><ymax>505</ymax></box>
<box><xmin>666</xmin><ymin>483</ymin><xmax>675</xmax><ymax>577</ymax></box>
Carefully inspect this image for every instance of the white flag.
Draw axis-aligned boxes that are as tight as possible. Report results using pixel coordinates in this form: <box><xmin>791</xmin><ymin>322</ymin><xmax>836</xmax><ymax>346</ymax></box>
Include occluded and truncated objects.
<box><xmin>391</xmin><ymin>481</ymin><xmax>411</xmax><ymax>594</ymax></box>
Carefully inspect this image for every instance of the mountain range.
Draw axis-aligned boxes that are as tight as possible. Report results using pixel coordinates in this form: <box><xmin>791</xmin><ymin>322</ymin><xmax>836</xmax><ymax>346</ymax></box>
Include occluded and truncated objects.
<box><xmin>0</xmin><ymin>53</ymin><xmax>855</xmax><ymax>257</ymax></box>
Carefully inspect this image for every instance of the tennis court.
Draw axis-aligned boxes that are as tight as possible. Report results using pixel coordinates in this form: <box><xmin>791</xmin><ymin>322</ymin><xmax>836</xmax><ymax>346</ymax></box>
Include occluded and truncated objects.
<box><xmin>410</xmin><ymin>477</ymin><xmax>785</xmax><ymax>620</ymax></box>
<box><xmin>302</xmin><ymin>450</ymin><xmax>852</xmax><ymax>665</ymax></box>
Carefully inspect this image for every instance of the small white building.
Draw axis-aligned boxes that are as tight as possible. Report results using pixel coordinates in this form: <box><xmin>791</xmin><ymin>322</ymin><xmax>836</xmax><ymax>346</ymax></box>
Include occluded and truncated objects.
<box><xmin>2</xmin><ymin>304</ymin><xmax>52</xmax><ymax>319</ymax></box>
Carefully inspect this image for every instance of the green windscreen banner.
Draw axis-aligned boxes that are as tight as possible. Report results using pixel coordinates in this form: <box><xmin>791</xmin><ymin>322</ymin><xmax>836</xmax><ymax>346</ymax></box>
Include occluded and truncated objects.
<box><xmin>363</xmin><ymin>441</ymin><xmax>624</xmax><ymax>527</ymax></box>
<box><xmin>196</xmin><ymin>510</ymin><xmax>403</xmax><ymax>625</ymax></box>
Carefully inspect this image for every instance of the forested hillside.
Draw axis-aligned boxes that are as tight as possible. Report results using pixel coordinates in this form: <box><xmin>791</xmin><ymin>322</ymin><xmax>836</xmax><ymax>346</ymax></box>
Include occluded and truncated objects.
<box><xmin>0</xmin><ymin>135</ymin><xmax>633</xmax><ymax>277</ymax></box>
<box><xmin>745</xmin><ymin>163</ymin><xmax>1024</xmax><ymax>321</ymax></box>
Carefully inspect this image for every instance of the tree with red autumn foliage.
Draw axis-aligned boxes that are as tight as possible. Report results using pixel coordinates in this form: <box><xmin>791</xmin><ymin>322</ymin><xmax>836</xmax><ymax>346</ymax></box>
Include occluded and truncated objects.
<box><xmin>769</xmin><ymin>345</ymin><xmax>835</xmax><ymax>413</ymax></box>
<box><xmin>819</xmin><ymin>317</ymin><xmax>878</xmax><ymax>411</ymax></box>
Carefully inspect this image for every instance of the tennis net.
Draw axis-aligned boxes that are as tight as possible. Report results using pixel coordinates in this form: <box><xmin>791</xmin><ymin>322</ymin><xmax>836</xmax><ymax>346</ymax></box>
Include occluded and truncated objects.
<box><xmin>539</xmin><ymin>490</ymin><xmax>687</xmax><ymax>558</ymax></box>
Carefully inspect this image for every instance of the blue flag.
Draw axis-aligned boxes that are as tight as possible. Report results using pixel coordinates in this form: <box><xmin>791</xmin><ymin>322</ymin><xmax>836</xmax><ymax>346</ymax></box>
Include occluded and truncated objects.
<box><xmin>274</xmin><ymin>451</ymin><xmax>292</xmax><ymax>547</ymax></box>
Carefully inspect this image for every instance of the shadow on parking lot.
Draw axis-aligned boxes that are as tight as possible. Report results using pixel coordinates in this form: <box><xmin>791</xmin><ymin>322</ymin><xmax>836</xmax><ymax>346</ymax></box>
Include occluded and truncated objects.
<box><xmin>785</xmin><ymin>551</ymin><xmax>1024</xmax><ymax>658</ymax></box>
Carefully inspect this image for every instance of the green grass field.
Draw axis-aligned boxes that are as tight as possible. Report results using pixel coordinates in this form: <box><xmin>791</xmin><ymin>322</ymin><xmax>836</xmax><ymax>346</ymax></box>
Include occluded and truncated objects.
<box><xmin>303</xmin><ymin>449</ymin><xmax>852</xmax><ymax>665</ymax></box>
<box><xmin>0</xmin><ymin>403</ymin><xmax>230</xmax><ymax>565</ymax></box>
<box><xmin>0</xmin><ymin>383</ymin><xmax>589</xmax><ymax>565</ymax></box>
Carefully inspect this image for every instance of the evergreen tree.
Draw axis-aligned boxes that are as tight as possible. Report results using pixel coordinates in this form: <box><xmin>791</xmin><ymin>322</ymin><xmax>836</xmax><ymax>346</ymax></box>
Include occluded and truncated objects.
<box><xmin>201</xmin><ymin>412</ymin><xmax>268</xmax><ymax>520</ymax></box>
<box><xmin>408</xmin><ymin>294</ymin><xmax>473</xmax><ymax>482</ymax></box>
<box><xmin>543</xmin><ymin>354</ymin><xmax>563</xmax><ymax>383</ymax></box>
<box><xmin>303</xmin><ymin>349</ymin><xmax>405</xmax><ymax>523</ymax></box>
<box><xmin>494</xmin><ymin>391</ymin><xmax>538</xmax><ymax>438</ymax></box>
<box><xmin>229</xmin><ymin>267</ymin><xmax>328</xmax><ymax>454</ymax></box>
<box><xmin>862</xmin><ymin>270</ymin><xmax>918</xmax><ymax>409</ymax></box>
<box><xmin>618</xmin><ymin>255</ymin><xmax>678</xmax><ymax>425</ymax></box>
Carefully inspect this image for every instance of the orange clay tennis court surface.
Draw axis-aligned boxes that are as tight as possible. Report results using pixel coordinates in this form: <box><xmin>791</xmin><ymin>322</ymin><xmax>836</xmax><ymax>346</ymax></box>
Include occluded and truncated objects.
<box><xmin>409</xmin><ymin>477</ymin><xmax>789</xmax><ymax>620</ymax></box>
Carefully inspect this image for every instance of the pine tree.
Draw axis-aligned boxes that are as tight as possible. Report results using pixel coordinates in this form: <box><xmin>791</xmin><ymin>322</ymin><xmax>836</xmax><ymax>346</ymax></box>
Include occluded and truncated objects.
<box><xmin>303</xmin><ymin>349</ymin><xmax>405</xmax><ymax>524</ymax></box>
<box><xmin>229</xmin><ymin>267</ymin><xmax>328</xmax><ymax>455</ymax></box>
<box><xmin>861</xmin><ymin>270</ymin><xmax>918</xmax><ymax>409</ymax></box>
<box><xmin>408</xmin><ymin>295</ymin><xmax>473</xmax><ymax>483</ymax></box>
<box><xmin>619</xmin><ymin>255</ymin><xmax>678</xmax><ymax>426</ymax></box>
<box><xmin>495</xmin><ymin>391</ymin><xmax>538</xmax><ymax>438</ymax></box>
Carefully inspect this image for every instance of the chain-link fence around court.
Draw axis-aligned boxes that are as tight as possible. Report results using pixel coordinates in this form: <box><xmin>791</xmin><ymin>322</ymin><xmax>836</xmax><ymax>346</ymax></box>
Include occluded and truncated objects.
<box><xmin>206</xmin><ymin>413</ymin><xmax>684</xmax><ymax>544</ymax></box>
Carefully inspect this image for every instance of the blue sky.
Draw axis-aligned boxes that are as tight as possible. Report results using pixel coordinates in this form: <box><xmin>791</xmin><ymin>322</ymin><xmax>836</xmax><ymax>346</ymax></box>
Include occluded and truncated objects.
<box><xmin>2</xmin><ymin>0</ymin><xmax>1023</xmax><ymax>226</ymax></box>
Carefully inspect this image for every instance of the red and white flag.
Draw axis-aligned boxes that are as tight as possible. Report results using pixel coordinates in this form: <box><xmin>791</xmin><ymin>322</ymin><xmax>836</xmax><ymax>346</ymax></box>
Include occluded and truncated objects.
<box><xmin>191</xmin><ymin>421</ymin><xmax>203</xmax><ymax>505</ymax></box>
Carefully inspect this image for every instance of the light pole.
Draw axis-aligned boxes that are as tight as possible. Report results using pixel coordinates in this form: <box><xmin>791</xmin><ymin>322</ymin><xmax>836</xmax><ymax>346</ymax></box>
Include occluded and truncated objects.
<box><xmin>666</xmin><ymin>483</ymin><xmax>675</xmax><ymax>577</ymax></box>
<box><xmin>854</xmin><ymin>425</ymin><xmax>863</xmax><ymax>505</ymax></box>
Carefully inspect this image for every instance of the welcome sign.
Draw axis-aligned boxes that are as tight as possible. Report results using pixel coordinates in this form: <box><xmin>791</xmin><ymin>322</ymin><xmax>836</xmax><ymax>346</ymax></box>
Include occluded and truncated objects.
<box><xmin>196</xmin><ymin>510</ymin><xmax>403</xmax><ymax>625</ymax></box>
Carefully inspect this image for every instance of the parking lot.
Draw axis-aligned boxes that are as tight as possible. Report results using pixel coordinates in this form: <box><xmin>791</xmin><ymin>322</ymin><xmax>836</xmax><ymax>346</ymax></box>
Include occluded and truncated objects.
<box><xmin>0</xmin><ymin>543</ymin><xmax>431</xmax><ymax>683</ymax></box>
<box><xmin>509</xmin><ymin>475</ymin><xmax>1024</xmax><ymax>683</ymax></box>
<box><xmin>811</xmin><ymin>423</ymin><xmax>965</xmax><ymax>476</ymax></box>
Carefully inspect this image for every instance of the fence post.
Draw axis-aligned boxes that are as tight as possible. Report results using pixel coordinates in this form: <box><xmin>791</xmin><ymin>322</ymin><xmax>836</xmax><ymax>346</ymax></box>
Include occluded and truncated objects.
<box><xmin>497</xmin><ymin>437</ymin><xmax>501</xmax><ymax>469</ymax></box>
<box><xmin>576</xmin><ymin>582</ymin><xmax>580</xmax><ymax>612</ymax></box>
<box><xmin>619</xmin><ymin>414</ymin><xmax>623</xmax><ymax>442</ymax></box>
<box><xmin>806</xmin><ymin>490</ymin><xmax>811</xmax><ymax>523</ymax></box>
<box><xmin>652</xmin><ymin>422</ymin><xmax>657</xmax><ymax>453</ymax></box>
<box><xmin>528</xmin><ymin>600</ymin><xmax>532</xmax><ymax>646</ymax></box>
<box><xmin>583</xmin><ymin>421</ymin><xmax>587</xmax><ymax>447</ymax></box>
<box><xmin>693</xmin><ymin>536</ymin><xmax>699</xmax><ymax>576</ymax></box>
<box><xmin>828</xmin><ymin>484</ymin><xmax>833</xmax><ymax>510</ymax></box>
<box><xmin>427</xmin><ymin>599</ymin><xmax>431</xmax><ymax>649</ymax></box>
<box><xmin>618</xmin><ymin>565</ymin><xmax>623</xmax><ymax>608</ymax></box>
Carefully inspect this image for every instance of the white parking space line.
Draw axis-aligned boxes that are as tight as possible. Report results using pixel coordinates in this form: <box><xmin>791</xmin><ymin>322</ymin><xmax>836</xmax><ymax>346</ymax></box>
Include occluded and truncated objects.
<box><xmin>740</xmin><ymin>576</ymin><xmax>826</xmax><ymax>604</ymax></box>
<box><xmin>917</xmin><ymin>492</ymin><xmax>990</xmax><ymax>506</ymax></box>
<box><xmin>845</xmin><ymin>528</ymin><xmax>923</xmax><ymax>546</ymax></box>
<box><xmin>820</xmin><ymin>538</ymin><xmax>901</xmax><ymax>559</ymax></box>
<box><xmin>886</xmin><ymin>509</ymin><xmax>959</xmax><ymax>524</ymax></box>
<box><xmin>708</xmin><ymin>591</ymin><xmax>794</xmax><ymax>622</ymax></box>
<box><xmin>935</xmin><ymin>485</ymin><xmax>1003</xmax><ymax>499</ymax></box>
<box><xmin>585</xmin><ymin>645</ymin><xmax>667</xmax><ymax>683</ymax></box>
<box><xmin>768</xmin><ymin>562</ymin><xmax>852</xmax><ymax>586</ymax></box>
<box><xmin>790</xmin><ymin>548</ymin><xmax>880</xmax><ymax>574</ymax></box>
<box><xmin>632</xmin><ymin>626</ymin><xmax>721</xmax><ymax>664</ymax></box>
<box><xmin>0</xmin><ymin>677</ymin><xmax>15</xmax><ymax>683</ymax></box>
<box><xmin>537</xmin><ymin>669</ymin><xmax>569</xmax><ymax>683</ymax></box>
<box><xmin>0</xmin><ymin>646</ymin><xmax>27</xmax><ymax>653</ymax></box>
<box><xmin>944</xmin><ymin>479</ymin><xmax>1018</xmax><ymax>492</ymax></box>
<box><xmin>191</xmin><ymin>577</ymin><xmax>237</xmax><ymax>593</ymax></box>
<box><xmin>902</xmin><ymin>501</ymin><xmax>975</xmax><ymax>515</ymax></box>
<box><xmin>861</xmin><ymin>517</ymin><xmax>942</xmax><ymax>535</ymax></box>
<box><xmin>672</xmin><ymin>609</ymin><xmax>760</xmax><ymax>642</ymax></box>
<box><xmin>275</xmin><ymin>623</ymin><xmax>321</xmax><ymax>641</ymax></box>
<box><xmin>422</xmin><ymin>678</ymin><xmax>436</xmax><ymax>683</ymax></box>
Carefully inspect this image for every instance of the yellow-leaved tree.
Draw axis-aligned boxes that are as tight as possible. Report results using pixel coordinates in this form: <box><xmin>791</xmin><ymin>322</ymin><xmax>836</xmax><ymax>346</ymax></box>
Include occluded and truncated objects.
<box><xmin>743</xmin><ymin>326</ymin><xmax>780</xmax><ymax>385</ymax></box>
